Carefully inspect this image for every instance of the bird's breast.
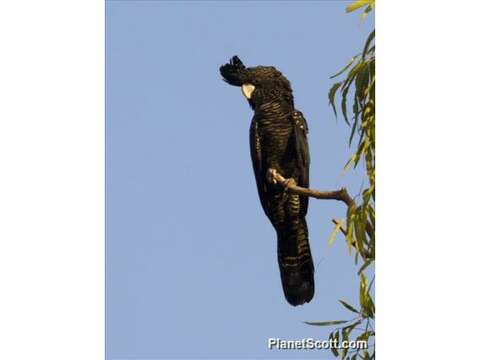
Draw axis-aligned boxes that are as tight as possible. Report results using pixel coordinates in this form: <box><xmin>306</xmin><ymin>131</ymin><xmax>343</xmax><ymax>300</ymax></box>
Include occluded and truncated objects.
<box><xmin>253</xmin><ymin>105</ymin><xmax>296</xmax><ymax>173</ymax></box>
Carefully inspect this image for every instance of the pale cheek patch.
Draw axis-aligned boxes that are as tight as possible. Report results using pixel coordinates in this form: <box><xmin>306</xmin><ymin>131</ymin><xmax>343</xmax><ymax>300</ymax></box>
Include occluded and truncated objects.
<box><xmin>241</xmin><ymin>84</ymin><xmax>255</xmax><ymax>99</ymax></box>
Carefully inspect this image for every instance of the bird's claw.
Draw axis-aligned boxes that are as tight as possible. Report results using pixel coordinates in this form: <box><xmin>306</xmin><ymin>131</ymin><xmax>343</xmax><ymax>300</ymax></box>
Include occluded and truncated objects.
<box><xmin>284</xmin><ymin>178</ymin><xmax>297</xmax><ymax>188</ymax></box>
<box><xmin>267</xmin><ymin>168</ymin><xmax>278</xmax><ymax>185</ymax></box>
<box><xmin>282</xmin><ymin>178</ymin><xmax>297</xmax><ymax>200</ymax></box>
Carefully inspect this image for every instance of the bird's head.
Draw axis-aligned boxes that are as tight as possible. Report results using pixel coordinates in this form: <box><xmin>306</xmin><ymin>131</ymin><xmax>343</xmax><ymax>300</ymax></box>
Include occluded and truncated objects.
<box><xmin>220</xmin><ymin>56</ymin><xmax>294</xmax><ymax>109</ymax></box>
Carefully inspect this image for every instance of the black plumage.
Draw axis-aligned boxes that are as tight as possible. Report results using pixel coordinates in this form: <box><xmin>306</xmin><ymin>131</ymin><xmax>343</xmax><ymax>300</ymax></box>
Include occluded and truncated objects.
<box><xmin>220</xmin><ymin>56</ymin><xmax>315</xmax><ymax>306</ymax></box>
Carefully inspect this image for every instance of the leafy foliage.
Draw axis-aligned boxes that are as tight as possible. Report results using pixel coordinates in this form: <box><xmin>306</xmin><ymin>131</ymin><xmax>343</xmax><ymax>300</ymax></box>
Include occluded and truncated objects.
<box><xmin>346</xmin><ymin>0</ymin><xmax>375</xmax><ymax>17</ymax></box>
<box><xmin>307</xmin><ymin>1</ymin><xmax>375</xmax><ymax>359</ymax></box>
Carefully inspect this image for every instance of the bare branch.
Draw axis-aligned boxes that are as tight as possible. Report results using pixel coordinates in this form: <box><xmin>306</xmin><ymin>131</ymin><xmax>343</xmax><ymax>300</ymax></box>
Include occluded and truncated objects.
<box><xmin>267</xmin><ymin>168</ymin><xmax>374</xmax><ymax>243</ymax></box>
<box><xmin>267</xmin><ymin>168</ymin><xmax>354</xmax><ymax>207</ymax></box>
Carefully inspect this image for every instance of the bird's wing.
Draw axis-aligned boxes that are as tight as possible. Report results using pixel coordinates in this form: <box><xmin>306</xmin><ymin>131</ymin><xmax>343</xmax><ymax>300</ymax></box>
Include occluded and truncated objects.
<box><xmin>249</xmin><ymin>119</ymin><xmax>272</xmax><ymax>221</ymax></box>
<box><xmin>293</xmin><ymin>110</ymin><xmax>310</xmax><ymax>216</ymax></box>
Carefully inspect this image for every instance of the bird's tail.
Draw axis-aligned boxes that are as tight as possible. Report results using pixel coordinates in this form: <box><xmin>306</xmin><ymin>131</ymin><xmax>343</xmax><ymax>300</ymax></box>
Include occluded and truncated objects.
<box><xmin>277</xmin><ymin>216</ymin><xmax>315</xmax><ymax>306</ymax></box>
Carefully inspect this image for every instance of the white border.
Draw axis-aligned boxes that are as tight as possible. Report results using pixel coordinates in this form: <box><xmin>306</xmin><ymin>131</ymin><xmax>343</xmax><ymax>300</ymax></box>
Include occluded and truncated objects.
<box><xmin>0</xmin><ymin>1</ymin><xmax>104</xmax><ymax>359</ymax></box>
<box><xmin>1</xmin><ymin>0</ymin><xmax>480</xmax><ymax>359</ymax></box>
<box><xmin>379</xmin><ymin>1</ymin><xmax>480</xmax><ymax>358</ymax></box>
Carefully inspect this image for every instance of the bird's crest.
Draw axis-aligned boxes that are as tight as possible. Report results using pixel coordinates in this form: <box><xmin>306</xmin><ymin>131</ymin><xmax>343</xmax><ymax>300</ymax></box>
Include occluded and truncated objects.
<box><xmin>219</xmin><ymin>56</ymin><xmax>247</xmax><ymax>86</ymax></box>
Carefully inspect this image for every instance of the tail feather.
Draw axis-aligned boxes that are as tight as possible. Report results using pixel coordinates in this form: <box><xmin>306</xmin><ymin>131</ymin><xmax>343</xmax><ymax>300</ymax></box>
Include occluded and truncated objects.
<box><xmin>277</xmin><ymin>216</ymin><xmax>315</xmax><ymax>306</ymax></box>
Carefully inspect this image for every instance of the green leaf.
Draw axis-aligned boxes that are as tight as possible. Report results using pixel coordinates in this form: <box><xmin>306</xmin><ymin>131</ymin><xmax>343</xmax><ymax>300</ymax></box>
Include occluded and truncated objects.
<box><xmin>362</xmin><ymin>30</ymin><xmax>375</xmax><ymax>60</ymax></box>
<box><xmin>329</xmin><ymin>82</ymin><xmax>342</xmax><ymax>117</ymax></box>
<box><xmin>359</xmin><ymin>274</ymin><xmax>375</xmax><ymax>318</ymax></box>
<box><xmin>354</xmin><ymin>138</ymin><xmax>366</xmax><ymax>168</ymax></box>
<box><xmin>362</xmin><ymin>4</ymin><xmax>373</xmax><ymax>19</ymax></box>
<box><xmin>330</xmin><ymin>56</ymin><xmax>358</xmax><ymax>79</ymax></box>
<box><xmin>332</xmin><ymin>347</ymin><xmax>339</xmax><ymax>357</ymax></box>
<box><xmin>304</xmin><ymin>320</ymin><xmax>348</xmax><ymax>326</ymax></box>
<box><xmin>332</xmin><ymin>330</ymin><xmax>340</xmax><ymax>357</ymax></box>
<box><xmin>343</xmin><ymin>319</ymin><xmax>362</xmax><ymax>333</ymax></box>
<box><xmin>357</xmin><ymin>259</ymin><xmax>372</xmax><ymax>275</ymax></box>
<box><xmin>329</xmin><ymin>219</ymin><xmax>344</xmax><ymax>246</ymax></box>
<box><xmin>357</xmin><ymin>330</ymin><xmax>374</xmax><ymax>342</ymax></box>
<box><xmin>354</xmin><ymin>209</ymin><xmax>367</xmax><ymax>258</ymax></box>
<box><xmin>341</xmin><ymin>86</ymin><xmax>350</xmax><ymax>125</ymax></box>
<box><xmin>355</xmin><ymin>64</ymin><xmax>370</xmax><ymax>103</ymax></box>
<box><xmin>349</xmin><ymin>112</ymin><xmax>359</xmax><ymax>146</ymax></box>
<box><xmin>342</xmin><ymin>341</ymin><xmax>349</xmax><ymax>359</ymax></box>
<box><xmin>346</xmin><ymin>0</ymin><xmax>374</xmax><ymax>13</ymax></box>
<box><xmin>359</xmin><ymin>273</ymin><xmax>368</xmax><ymax>310</ymax></box>
<box><xmin>346</xmin><ymin>206</ymin><xmax>355</xmax><ymax>254</ymax></box>
<box><xmin>339</xmin><ymin>299</ymin><xmax>359</xmax><ymax>314</ymax></box>
<box><xmin>367</xmin><ymin>205</ymin><xmax>375</xmax><ymax>226</ymax></box>
<box><xmin>342</xmin><ymin>155</ymin><xmax>357</xmax><ymax>174</ymax></box>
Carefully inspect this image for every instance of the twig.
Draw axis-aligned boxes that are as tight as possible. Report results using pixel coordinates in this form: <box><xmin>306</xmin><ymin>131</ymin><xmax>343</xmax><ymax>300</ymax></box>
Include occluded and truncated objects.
<box><xmin>267</xmin><ymin>169</ymin><xmax>354</xmax><ymax>207</ymax></box>
<box><xmin>267</xmin><ymin>168</ymin><xmax>374</xmax><ymax>241</ymax></box>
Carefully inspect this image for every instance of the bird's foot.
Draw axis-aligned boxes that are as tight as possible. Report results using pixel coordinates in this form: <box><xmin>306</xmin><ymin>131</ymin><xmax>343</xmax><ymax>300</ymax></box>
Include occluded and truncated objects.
<box><xmin>267</xmin><ymin>168</ymin><xmax>279</xmax><ymax>185</ymax></box>
<box><xmin>282</xmin><ymin>177</ymin><xmax>297</xmax><ymax>200</ymax></box>
<box><xmin>284</xmin><ymin>177</ymin><xmax>297</xmax><ymax>188</ymax></box>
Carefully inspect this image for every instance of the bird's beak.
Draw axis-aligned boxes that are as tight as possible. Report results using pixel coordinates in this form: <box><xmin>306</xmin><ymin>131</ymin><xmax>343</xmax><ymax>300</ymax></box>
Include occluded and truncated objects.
<box><xmin>241</xmin><ymin>84</ymin><xmax>255</xmax><ymax>100</ymax></box>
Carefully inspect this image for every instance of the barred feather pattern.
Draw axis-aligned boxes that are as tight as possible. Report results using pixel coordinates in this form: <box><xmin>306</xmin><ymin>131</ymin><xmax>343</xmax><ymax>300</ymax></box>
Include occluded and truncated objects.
<box><xmin>250</xmin><ymin>100</ymin><xmax>314</xmax><ymax>306</ymax></box>
<box><xmin>220</xmin><ymin>56</ymin><xmax>314</xmax><ymax>306</ymax></box>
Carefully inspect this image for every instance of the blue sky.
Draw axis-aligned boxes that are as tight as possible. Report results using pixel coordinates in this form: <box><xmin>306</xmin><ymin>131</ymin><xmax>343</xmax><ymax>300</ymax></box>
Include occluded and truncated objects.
<box><xmin>106</xmin><ymin>1</ymin><xmax>374</xmax><ymax>359</ymax></box>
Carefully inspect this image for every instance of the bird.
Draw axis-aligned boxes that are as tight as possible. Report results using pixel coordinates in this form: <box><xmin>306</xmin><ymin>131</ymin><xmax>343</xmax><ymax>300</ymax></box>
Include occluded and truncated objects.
<box><xmin>219</xmin><ymin>56</ymin><xmax>314</xmax><ymax>306</ymax></box>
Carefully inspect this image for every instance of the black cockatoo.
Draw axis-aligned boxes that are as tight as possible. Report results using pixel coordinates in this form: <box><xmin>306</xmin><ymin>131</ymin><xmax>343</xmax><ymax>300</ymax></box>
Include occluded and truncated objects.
<box><xmin>219</xmin><ymin>56</ymin><xmax>314</xmax><ymax>306</ymax></box>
